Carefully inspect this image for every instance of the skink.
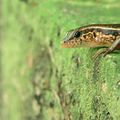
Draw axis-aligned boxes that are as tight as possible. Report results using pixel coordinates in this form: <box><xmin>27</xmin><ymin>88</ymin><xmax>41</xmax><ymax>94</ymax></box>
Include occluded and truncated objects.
<box><xmin>61</xmin><ymin>24</ymin><xmax>120</xmax><ymax>57</ymax></box>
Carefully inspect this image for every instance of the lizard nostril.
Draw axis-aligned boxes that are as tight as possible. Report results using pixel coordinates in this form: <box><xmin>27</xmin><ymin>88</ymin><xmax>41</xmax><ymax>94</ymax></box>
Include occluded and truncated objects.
<box><xmin>63</xmin><ymin>41</ymin><xmax>67</xmax><ymax>43</ymax></box>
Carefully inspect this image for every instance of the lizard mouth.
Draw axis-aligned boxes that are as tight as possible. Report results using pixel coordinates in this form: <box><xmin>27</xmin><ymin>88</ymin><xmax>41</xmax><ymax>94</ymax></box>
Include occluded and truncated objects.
<box><xmin>61</xmin><ymin>40</ymin><xmax>80</xmax><ymax>48</ymax></box>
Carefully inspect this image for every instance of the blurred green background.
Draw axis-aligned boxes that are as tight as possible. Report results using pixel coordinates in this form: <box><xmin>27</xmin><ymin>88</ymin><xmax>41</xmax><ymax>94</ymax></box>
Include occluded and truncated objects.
<box><xmin>1</xmin><ymin>0</ymin><xmax>120</xmax><ymax>120</ymax></box>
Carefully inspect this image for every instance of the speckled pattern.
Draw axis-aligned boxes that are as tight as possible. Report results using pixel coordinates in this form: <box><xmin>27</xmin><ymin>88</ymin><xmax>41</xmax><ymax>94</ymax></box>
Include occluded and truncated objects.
<box><xmin>62</xmin><ymin>24</ymin><xmax>120</xmax><ymax>48</ymax></box>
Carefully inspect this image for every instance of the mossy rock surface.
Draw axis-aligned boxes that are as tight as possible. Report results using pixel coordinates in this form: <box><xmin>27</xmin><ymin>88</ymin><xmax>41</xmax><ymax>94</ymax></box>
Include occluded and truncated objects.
<box><xmin>1</xmin><ymin>0</ymin><xmax>120</xmax><ymax>120</ymax></box>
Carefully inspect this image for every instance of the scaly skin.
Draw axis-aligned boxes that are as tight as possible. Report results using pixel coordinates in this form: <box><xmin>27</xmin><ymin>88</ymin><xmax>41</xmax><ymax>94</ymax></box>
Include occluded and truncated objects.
<box><xmin>62</xmin><ymin>24</ymin><xmax>120</xmax><ymax>57</ymax></box>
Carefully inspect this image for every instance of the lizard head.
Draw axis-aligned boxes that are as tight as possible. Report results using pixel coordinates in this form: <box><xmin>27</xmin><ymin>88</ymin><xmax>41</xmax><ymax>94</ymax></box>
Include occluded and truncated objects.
<box><xmin>61</xmin><ymin>28</ymin><xmax>84</xmax><ymax>48</ymax></box>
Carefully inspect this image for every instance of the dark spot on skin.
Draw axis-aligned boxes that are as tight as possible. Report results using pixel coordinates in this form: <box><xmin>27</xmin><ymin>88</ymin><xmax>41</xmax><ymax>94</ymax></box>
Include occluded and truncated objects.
<box><xmin>80</xmin><ymin>38</ymin><xmax>82</xmax><ymax>44</ymax></box>
<box><xmin>83</xmin><ymin>35</ymin><xmax>86</xmax><ymax>39</ymax></box>
<box><xmin>74</xmin><ymin>31</ymin><xmax>81</xmax><ymax>38</ymax></box>
<box><xmin>70</xmin><ymin>40</ymin><xmax>74</xmax><ymax>44</ymax></box>
<box><xmin>93</xmin><ymin>32</ymin><xmax>96</xmax><ymax>37</ymax></box>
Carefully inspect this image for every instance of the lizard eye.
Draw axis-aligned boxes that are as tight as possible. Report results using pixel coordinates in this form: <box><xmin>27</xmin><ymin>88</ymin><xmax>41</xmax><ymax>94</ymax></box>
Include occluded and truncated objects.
<box><xmin>74</xmin><ymin>31</ymin><xmax>81</xmax><ymax>38</ymax></box>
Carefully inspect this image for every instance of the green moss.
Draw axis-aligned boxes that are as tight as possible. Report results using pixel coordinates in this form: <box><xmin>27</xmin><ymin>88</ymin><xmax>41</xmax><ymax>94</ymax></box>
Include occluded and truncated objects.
<box><xmin>1</xmin><ymin>0</ymin><xmax>120</xmax><ymax>120</ymax></box>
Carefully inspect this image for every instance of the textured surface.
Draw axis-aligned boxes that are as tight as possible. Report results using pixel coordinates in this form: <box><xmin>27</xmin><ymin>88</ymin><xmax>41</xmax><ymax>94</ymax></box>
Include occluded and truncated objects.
<box><xmin>1</xmin><ymin>0</ymin><xmax>120</xmax><ymax>120</ymax></box>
